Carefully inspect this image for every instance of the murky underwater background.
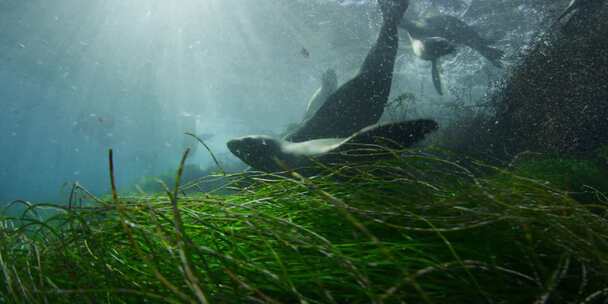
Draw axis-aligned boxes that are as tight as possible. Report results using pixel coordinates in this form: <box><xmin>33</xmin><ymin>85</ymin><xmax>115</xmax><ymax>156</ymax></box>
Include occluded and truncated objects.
<box><xmin>0</xmin><ymin>0</ymin><xmax>582</xmax><ymax>203</ymax></box>
<box><xmin>2</xmin><ymin>1</ymin><xmax>608</xmax><ymax>302</ymax></box>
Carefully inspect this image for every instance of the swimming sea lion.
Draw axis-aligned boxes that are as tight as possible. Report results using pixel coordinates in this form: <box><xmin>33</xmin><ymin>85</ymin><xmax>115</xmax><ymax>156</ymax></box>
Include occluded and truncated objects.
<box><xmin>400</xmin><ymin>15</ymin><xmax>504</xmax><ymax>68</ymax></box>
<box><xmin>285</xmin><ymin>0</ymin><xmax>410</xmax><ymax>142</ymax></box>
<box><xmin>302</xmin><ymin>69</ymin><xmax>338</xmax><ymax>122</ymax></box>
<box><xmin>410</xmin><ymin>35</ymin><xmax>456</xmax><ymax>95</ymax></box>
<box><xmin>227</xmin><ymin>119</ymin><xmax>438</xmax><ymax>174</ymax></box>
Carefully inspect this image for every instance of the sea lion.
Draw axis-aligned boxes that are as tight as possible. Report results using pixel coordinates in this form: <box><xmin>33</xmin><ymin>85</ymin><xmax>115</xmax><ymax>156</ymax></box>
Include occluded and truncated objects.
<box><xmin>410</xmin><ymin>35</ymin><xmax>456</xmax><ymax>95</ymax></box>
<box><xmin>227</xmin><ymin>119</ymin><xmax>438</xmax><ymax>174</ymax></box>
<box><xmin>400</xmin><ymin>15</ymin><xmax>504</xmax><ymax>68</ymax></box>
<box><xmin>302</xmin><ymin>69</ymin><xmax>338</xmax><ymax>122</ymax></box>
<box><xmin>285</xmin><ymin>0</ymin><xmax>410</xmax><ymax>142</ymax></box>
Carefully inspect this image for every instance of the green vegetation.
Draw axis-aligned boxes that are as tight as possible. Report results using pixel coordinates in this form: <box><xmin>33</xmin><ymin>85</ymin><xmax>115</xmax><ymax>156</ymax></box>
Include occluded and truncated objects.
<box><xmin>135</xmin><ymin>162</ymin><xmax>244</xmax><ymax>195</ymax></box>
<box><xmin>1</xmin><ymin>149</ymin><xmax>608</xmax><ymax>303</ymax></box>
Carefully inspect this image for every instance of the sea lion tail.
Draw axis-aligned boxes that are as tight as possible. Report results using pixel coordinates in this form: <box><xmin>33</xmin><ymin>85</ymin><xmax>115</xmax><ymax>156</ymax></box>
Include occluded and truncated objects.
<box><xmin>477</xmin><ymin>45</ymin><xmax>504</xmax><ymax>68</ymax></box>
<box><xmin>431</xmin><ymin>59</ymin><xmax>444</xmax><ymax>96</ymax></box>
<box><xmin>349</xmin><ymin>119</ymin><xmax>439</xmax><ymax>149</ymax></box>
<box><xmin>378</xmin><ymin>0</ymin><xmax>409</xmax><ymax>23</ymax></box>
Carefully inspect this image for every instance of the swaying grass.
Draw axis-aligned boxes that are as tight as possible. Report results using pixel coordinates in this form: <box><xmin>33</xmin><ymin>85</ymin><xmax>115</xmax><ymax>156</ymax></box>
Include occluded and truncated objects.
<box><xmin>1</xmin><ymin>149</ymin><xmax>608</xmax><ymax>303</ymax></box>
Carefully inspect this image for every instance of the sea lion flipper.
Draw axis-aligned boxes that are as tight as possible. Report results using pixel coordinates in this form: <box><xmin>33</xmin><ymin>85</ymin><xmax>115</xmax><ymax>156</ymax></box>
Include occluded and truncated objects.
<box><xmin>476</xmin><ymin>45</ymin><xmax>504</xmax><ymax>68</ymax></box>
<box><xmin>431</xmin><ymin>59</ymin><xmax>443</xmax><ymax>95</ymax></box>
<box><xmin>359</xmin><ymin>0</ymin><xmax>408</xmax><ymax>76</ymax></box>
<box><xmin>303</xmin><ymin>88</ymin><xmax>323</xmax><ymax>121</ymax></box>
<box><xmin>342</xmin><ymin>120</ymin><xmax>439</xmax><ymax>150</ymax></box>
<box><xmin>558</xmin><ymin>0</ymin><xmax>578</xmax><ymax>22</ymax></box>
<box><xmin>303</xmin><ymin>69</ymin><xmax>338</xmax><ymax>122</ymax></box>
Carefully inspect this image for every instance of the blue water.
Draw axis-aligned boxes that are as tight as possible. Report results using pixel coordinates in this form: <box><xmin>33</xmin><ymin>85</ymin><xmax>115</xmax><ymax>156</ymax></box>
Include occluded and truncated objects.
<box><xmin>0</xmin><ymin>0</ymin><xmax>550</xmax><ymax>203</ymax></box>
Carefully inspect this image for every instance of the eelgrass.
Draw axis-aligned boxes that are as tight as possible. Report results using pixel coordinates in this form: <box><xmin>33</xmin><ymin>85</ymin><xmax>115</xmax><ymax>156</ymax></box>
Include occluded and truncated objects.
<box><xmin>1</xmin><ymin>149</ymin><xmax>608</xmax><ymax>303</ymax></box>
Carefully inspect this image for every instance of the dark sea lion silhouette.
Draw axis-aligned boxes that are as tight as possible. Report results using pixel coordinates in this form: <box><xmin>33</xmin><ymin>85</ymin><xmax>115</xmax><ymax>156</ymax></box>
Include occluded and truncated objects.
<box><xmin>227</xmin><ymin>120</ymin><xmax>438</xmax><ymax>174</ymax></box>
<box><xmin>400</xmin><ymin>15</ymin><xmax>504</xmax><ymax>68</ymax></box>
<box><xmin>410</xmin><ymin>36</ymin><xmax>456</xmax><ymax>95</ymax></box>
<box><xmin>285</xmin><ymin>0</ymin><xmax>410</xmax><ymax>142</ymax></box>
<box><xmin>226</xmin><ymin>0</ymin><xmax>433</xmax><ymax>174</ymax></box>
<box><xmin>302</xmin><ymin>69</ymin><xmax>338</xmax><ymax>122</ymax></box>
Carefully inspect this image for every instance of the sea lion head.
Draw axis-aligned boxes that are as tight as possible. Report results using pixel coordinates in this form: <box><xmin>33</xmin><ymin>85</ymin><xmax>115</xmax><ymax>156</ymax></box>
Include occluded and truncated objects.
<box><xmin>227</xmin><ymin>135</ymin><xmax>287</xmax><ymax>172</ymax></box>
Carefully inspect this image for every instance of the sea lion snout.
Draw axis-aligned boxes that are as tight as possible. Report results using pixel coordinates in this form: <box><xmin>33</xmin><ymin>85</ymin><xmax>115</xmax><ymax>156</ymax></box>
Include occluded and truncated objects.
<box><xmin>227</xmin><ymin>137</ymin><xmax>259</xmax><ymax>157</ymax></box>
<box><xmin>227</xmin><ymin>136</ymin><xmax>287</xmax><ymax>172</ymax></box>
<box><xmin>226</xmin><ymin>139</ymin><xmax>241</xmax><ymax>154</ymax></box>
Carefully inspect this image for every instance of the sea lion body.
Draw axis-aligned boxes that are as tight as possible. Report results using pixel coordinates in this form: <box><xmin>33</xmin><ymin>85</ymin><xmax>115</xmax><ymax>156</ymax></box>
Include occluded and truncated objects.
<box><xmin>227</xmin><ymin>119</ymin><xmax>438</xmax><ymax>174</ymax></box>
<box><xmin>401</xmin><ymin>15</ymin><xmax>504</xmax><ymax>67</ymax></box>
<box><xmin>410</xmin><ymin>36</ymin><xmax>456</xmax><ymax>95</ymax></box>
<box><xmin>411</xmin><ymin>37</ymin><xmax>455</xmax><ymax>60</ymax></box>
<box><xmin>285</xmin><ymin>0</ymin><xmax>409</xmax><ymax>142</ymax></box>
